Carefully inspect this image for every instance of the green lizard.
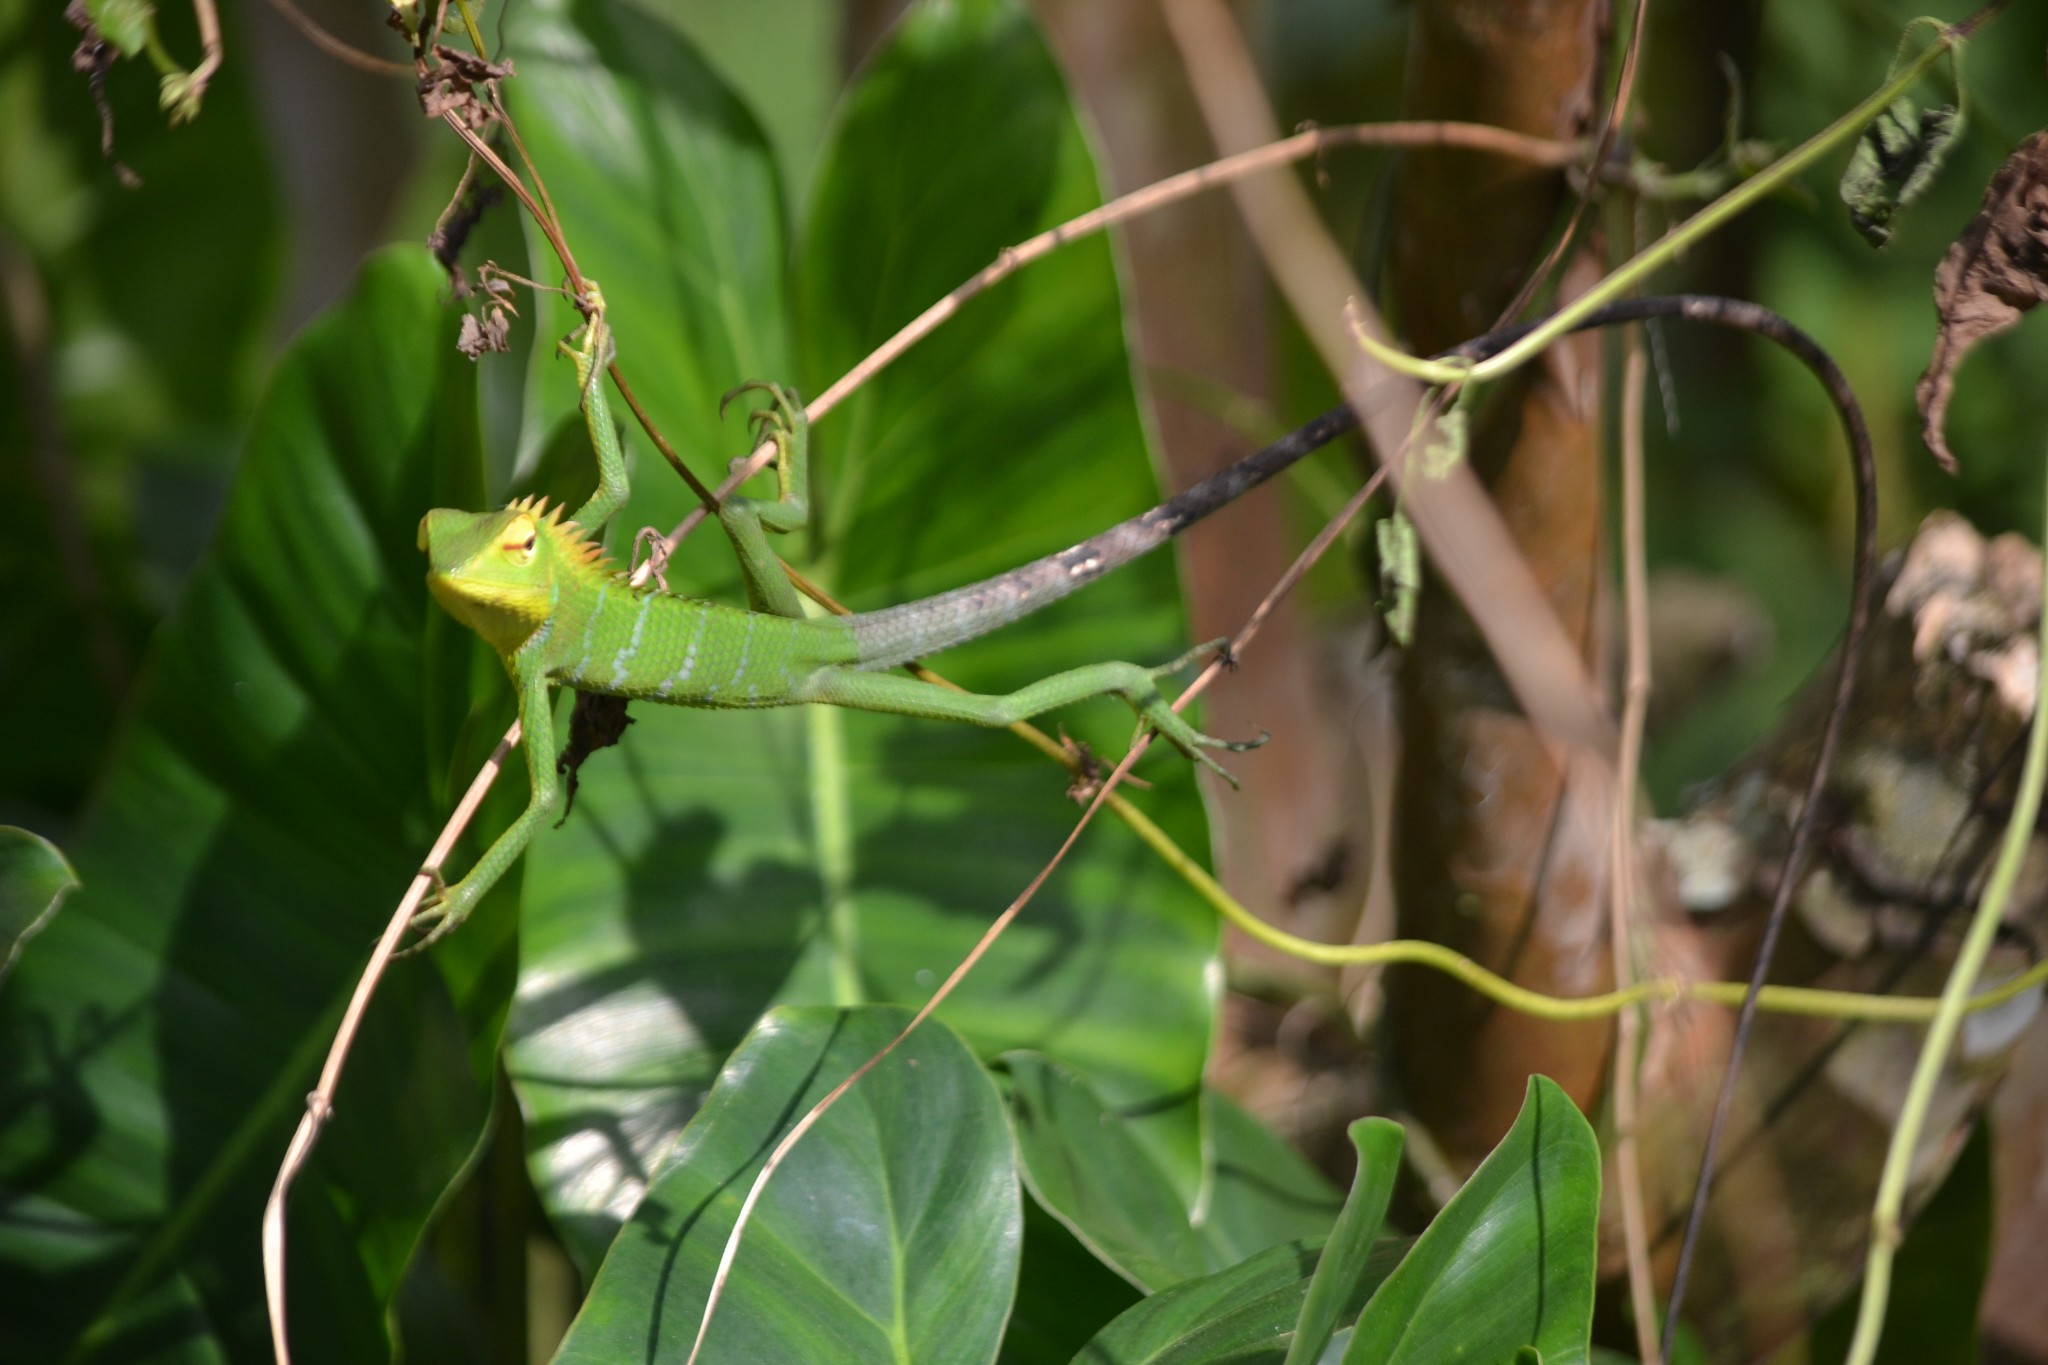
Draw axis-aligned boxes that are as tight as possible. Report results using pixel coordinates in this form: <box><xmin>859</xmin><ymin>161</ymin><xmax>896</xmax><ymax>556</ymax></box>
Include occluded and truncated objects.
<box><xmin>411</xmin><ymin>308</ymin><xmax>1357</xmax><ymax>944</ymax></box>
<box><xmin>413</xmin><ymin>291</ymin><xmax>1880</xmax><ymax>947</ymax></box>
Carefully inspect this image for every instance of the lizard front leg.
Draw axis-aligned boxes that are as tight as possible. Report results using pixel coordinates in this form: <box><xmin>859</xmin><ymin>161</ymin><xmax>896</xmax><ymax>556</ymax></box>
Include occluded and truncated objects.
<box><xmin>411</xmin><ymin>659</ymin><xmax>562</xmax><ymax>949</ymax></box>
<box><xmin>715</xmin><ymin>382</ymin><xmax>810</xmax><ymax>619</ymax></box>
<box><xmin>562</xmin><ymin>300</ymin><xmax>631</xmax><ymax>534</ymax></box>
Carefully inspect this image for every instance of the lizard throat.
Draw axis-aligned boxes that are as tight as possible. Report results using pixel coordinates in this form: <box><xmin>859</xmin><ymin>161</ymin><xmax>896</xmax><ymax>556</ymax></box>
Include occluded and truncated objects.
<box><xmin>427</xmin><ymin>573</ymin><xmax>549</xmax><ymax>655</ymax></box>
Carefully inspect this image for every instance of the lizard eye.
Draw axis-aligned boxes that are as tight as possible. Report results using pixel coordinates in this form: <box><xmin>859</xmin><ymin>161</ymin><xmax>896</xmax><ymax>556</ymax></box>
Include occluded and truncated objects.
<box><xmin>500</xmin><ymin>514</ymin><xmax>539</xmax><ymax>560</ymax></box>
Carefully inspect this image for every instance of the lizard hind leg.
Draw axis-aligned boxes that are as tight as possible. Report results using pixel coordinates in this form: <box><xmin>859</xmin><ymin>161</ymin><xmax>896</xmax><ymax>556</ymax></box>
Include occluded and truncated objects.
<box><xmin>1143</xmin><ymin>636</ymin><xmax>1270</xmax><ymax>765</ymax></box>
<box><xmin>1127</xmin><ymin>692</ymin><xmax>1263</xmax><ymax>790</ymax></box>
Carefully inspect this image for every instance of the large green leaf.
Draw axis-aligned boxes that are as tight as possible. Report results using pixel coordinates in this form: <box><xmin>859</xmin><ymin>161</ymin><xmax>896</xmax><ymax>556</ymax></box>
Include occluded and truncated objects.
<box><xmin>502</xmin><ymin>0</ymin><xmax>1220</xmax><ymax>1271</ymax></box>
<box><xmin>551</xmin><ymin>1005</ymin><xmax>1019</xmax><ymax>1364</ymax></box>
<box><xmin>0</xmin><ymin>249</ymin><xmax>505</xmax><ymax>1363</ymax></box>
<box><xmin>1285</xmin><ymin>1119</ymin><xmax>1403</xmax><ymax>1365</ymax></box>
<box><xmin>0</xmin><ymin>826</ymin><xmax>78</xmax><ymax>977</ymax></box>
<box><xmin>1006</xmin><ymin>1053</ymin><xmax>1340</xmax><ymax>1292</ymax></box>
<box><xmin>1074</xmin><ymin>1239</ymin><xmax>1403</xmax><ymax>1365</ymax></box>
<box><xmin>1344</xmin><ymin>1077</ymin><xmax>1600</xmax><ymax>1365</ymax></box>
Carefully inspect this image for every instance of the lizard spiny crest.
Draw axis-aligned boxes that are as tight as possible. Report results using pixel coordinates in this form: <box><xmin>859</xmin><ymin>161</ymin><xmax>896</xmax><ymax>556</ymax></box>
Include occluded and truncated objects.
<box><xmin>503</xmin><ymin>494</ymin><xmax>612</xmax><ymax>574</ymax></box>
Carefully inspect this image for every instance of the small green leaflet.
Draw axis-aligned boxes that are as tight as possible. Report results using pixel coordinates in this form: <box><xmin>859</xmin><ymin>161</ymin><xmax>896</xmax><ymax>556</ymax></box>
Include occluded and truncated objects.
<box><xmin>1421</xmin><ymin>401</ymin><xmax>1468</xmax><ymax>480</ymax></box>
<box><xmin>1840</xmin><ymin>98</ymin><xmax>1961</xmax><ymax>247</ymax></box>
<box><xmin>1377</xmin><ymin>510</ymin><xmax>1420</xmax><ymax>648</ymax></box>
<box><xmin>83</xmin><ymin>0</ymin><xmax>156</xmax><ymax>57</ymax></box>
<box><xmin>0</xmin><ymin>826</ymin><xmax>78</xmax><ymax>980</ymax></box>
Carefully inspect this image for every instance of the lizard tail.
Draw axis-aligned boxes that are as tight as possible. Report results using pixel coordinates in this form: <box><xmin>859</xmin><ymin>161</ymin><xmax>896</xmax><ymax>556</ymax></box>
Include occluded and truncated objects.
<box><xmin>845</xmin><ymin>404</ymin><xmax>1359</xmax><ymax>669</ymax></box>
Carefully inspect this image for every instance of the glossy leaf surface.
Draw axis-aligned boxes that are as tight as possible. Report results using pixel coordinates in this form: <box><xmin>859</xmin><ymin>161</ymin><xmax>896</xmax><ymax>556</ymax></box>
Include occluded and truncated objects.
<box><xmin>1075</xmin><ymin>1239</ymin><xmax>1401</xmax><ymax>1365</ymax></box>
<box><xmin>551</xmin><ymin>1005</ymin><xmax>1019</xmax><ymax>1364</ymax></box>
<box><xmin>1344</xmin><ymin>1077</ymin><xmax>1599</xmax><ymax>1365</ymax></box>
<box><xmin>1284</xmin><ymin>1118</ymin><xmax>1403</xmax><ymax>1365</ymax></box>
<box><xmin>1006</xmin><ymin>1052</ymin><xmax>1339</xmax><ymax>1292</ymax></box>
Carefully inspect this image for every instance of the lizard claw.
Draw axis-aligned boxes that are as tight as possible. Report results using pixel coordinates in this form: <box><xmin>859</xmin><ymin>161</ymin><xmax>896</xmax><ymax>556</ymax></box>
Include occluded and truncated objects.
<box><xmin>720</xmin><ymin>382</ymin><xmax>806</xmax><ymax>453</ymax></box>
<box><xmin>396</xmin><ymin>870</ymin><xmax>474</xmax><ymax>957</ymax></box>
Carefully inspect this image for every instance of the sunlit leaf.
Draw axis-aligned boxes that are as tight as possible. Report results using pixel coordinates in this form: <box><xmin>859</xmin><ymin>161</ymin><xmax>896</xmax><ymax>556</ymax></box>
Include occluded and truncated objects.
<box><xmin>1075</xmin><ymin>1238</ymin><xmax>1404</xmax><ymax>1365</ymax></box>
<box><xmin>1007</xmin><ymin>1053</ymin><xmax>1339</xmax><ymax>1292</ymax></box>
<box><xmin>1285</xmin><ymin>1119</ymin><xmax>1403</xmax><ymax>1365</ymax></box>
<box><xmin>550</xmin><ymin>1006</ymin><xmax>1019</xmax><ymax>1364</ymax></box>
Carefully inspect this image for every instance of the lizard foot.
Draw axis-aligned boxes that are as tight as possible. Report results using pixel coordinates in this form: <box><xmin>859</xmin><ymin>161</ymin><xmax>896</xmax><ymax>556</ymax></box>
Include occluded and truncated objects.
<box><xmin>720</xmin><ymin>380</ymin><xmax>806</xmax><ymax>454</ymax></box>
<box><xmin>1133</xmin><ymin>708</ymin><xmax>1264</xmax><ymax>791</ymax></box>
<box><xmin>397</xmin><ymin>872</ymin><xmax>480</xmax><ymax>957</ymax></box>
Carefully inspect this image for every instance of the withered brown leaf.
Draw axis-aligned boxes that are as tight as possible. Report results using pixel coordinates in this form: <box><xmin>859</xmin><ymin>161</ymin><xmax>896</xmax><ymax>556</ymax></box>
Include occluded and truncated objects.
<box><xmin>456</xmin><ymin>307</ymin><xmax>510</xmax><ymax>359</ymax></box>
<box><xmin>1917</xmin><ymin>131</ymin><xmax>2048</xmax><ymax>473</ymax></box>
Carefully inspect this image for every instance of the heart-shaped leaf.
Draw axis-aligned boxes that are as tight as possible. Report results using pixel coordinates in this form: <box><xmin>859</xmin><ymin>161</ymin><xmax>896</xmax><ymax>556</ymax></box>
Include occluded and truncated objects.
<box><xmin>550</xmin><ymin>1005</ymin><xmax>1019</xmax><ymax>1364</ymax></box>
<box><xmin>1343</xmin><ymin>1076</ymin><xmax>1599</xmax><ymax>1365</ymax></box>
<box><xmin>1006</xmin><ymin>1053</ymin><xmax>1340</xmax><ymax>1292</ymax></box>
<box><xmin>1075</xmin><ymin>1238</ymin><xmax>1404</xmax><ymax>1365</ymax></box>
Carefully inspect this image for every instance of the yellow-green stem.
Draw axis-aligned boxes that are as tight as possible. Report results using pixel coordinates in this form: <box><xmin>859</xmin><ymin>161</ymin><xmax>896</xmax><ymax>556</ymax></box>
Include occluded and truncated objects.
<box><xmin>451</xmin><ymin>0</ymin><xmax>489</xmax><ymax>57</ymax></box>
<box><xmin>1354</xmin><ymin>28</ymin><xmax>1960</xmax><ymax>386</ymax></box>
<box><xmin>1106</xmin><ymin>775</ymin><xmax>2047</xmax><ymax>1025</ymax></box>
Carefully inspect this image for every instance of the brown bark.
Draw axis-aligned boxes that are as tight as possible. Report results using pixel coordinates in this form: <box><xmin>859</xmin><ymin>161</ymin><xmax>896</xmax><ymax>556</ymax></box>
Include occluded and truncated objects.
<box><xmin>1381</xmin><ymin>0</ymin><xmax>1616</xmax><ymax>1169</ymax></box>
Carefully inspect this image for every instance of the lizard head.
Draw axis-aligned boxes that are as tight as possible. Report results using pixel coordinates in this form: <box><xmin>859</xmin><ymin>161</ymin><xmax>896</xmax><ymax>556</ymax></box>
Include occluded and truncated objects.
<box><xmin>419</xmin><ymin>497</ymin><xmax>596</xmax><ymax>655</ymax></box>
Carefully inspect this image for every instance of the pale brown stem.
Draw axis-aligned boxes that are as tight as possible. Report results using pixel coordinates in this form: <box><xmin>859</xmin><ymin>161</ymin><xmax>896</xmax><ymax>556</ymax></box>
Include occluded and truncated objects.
<box><xmin>1611</xmin><ymin>338</ymin><xmax>1660</xmax><ymax>1365</ymax></box>
<box><xmin>661</xmin><ymin>119</ymin><xmax>1574</xmax><ymax>558</ymax></box>
<box><xmin>258</xmin><ymin>0</ymin><xmax>409</xmax><ymax>74</ymax></box>
<box><xmin>186</xmin><ymin>0</ymin><xmax>223</xmax><ymax>97</ymax></box>
<box><xmin>263</xmin><ymin>726</ymin><xmax>518</xmax><ymax>1365</ymax></box>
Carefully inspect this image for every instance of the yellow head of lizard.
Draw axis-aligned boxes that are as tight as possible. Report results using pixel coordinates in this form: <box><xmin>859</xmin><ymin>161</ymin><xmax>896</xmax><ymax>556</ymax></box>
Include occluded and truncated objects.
<box><xmin>418</xmin><ymin>497</ymin><xmax>586</xmax><ymax>656</ymax></box>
